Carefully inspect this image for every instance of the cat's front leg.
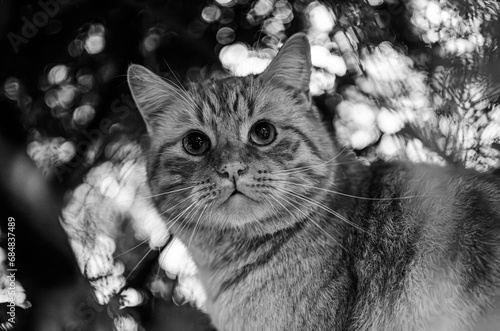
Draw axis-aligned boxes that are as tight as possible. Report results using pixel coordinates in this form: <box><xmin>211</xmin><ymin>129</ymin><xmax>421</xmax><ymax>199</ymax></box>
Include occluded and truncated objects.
<box><xmin>160</xmin><ymin>237</ymin><xmax>207</xmax><ymax>311</ymax></box>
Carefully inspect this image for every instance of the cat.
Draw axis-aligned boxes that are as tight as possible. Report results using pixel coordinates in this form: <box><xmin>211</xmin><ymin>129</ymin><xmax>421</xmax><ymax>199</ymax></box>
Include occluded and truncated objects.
<box><xmin>127</xmin><ymin>33</ymin><xmax>500</xmax><ymax>331</ymax></box>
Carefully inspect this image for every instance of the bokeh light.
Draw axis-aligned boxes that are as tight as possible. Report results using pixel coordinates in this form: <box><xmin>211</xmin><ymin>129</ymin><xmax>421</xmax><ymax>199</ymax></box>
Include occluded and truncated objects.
<box><xmin>4</xmin><ymin>78</ymin><xmax>21</xmax><ymax>101</ymax></box>
<box><xmin>215</xmin><ymin>0</ymin><xmax>236</xmax><ymax>7</ymax></box>
<box><xmin>85</xmin><ymin>35</ymin><xmax>105</xmax><ymax>54</ymax></box>
<box><xmin>201</xmin><ymin>5</ymin><xmax>221</xmax><ymax>23</ymax></box>
<box><xmin>219</xmin><ymin>7</ymin><xmax>235</xmax><ymax>24</ymax></box>
<box><xmin>48</xmin><ymin>65</ymin><xmax>69</xmax><ymax>85</ymax></box>
<box><xmin>253</xmin><ymin>0</ymin><xmax>274</xmax><ymax>16</ymax></box>
<box><xmin>143</xmin><ymin>32</ymin><xmax>161</xmax><ymax>52</ymax></box>
<box><xmin>216</xmin><ymin>27</ymin><xmax>236</xmax><ymax>45</ymax></box>
<box><xmin>307</xmin><ymin>2</ymin><xmax>336</xmax><ymax>33</ymax></box>
<box><xmin>84</xmin><ymin>24</ymin><xmax>106</xmax><ymax>55</ymax></box>
<box><xmin>273</xmin><ymin>0</ymin><xmax>293</xmax><ymax>23</ymax></box>
<box><xmin>263</xmin><ymin>18</ymin><xmax>285</xmax><ymax>35</ymax></box>
<box><xmin>219</xmin><ymin>43</ymin><xmax>248</xmax><ymax>70</ymax></box>
<box><xmin>76</xmin><ymin>69</ymin><xmax>94</xmax><ymax>91</ymax></box>
<box><xmin>68</xmin><ymin>39</ymin><xmax>84</xmax><ymax>57</ymax></box>
<box><xmin>367</xmin><ymin>0</ymin><xmax>384</xmax><ymax>6</ymax></box>
<box><xmin>219</xmin><ymin>42</ymin><xmax>273</xmax><ymax>76</ymax></box>
<box><xmin>45</xmin><ymin>84</ymin><xmax>79</xmax><ymax>110</ymax></box>
<box><xmin>73</xmin><ymin>104</ymin><xmax>96</xmax><ymax>126</ymax></box>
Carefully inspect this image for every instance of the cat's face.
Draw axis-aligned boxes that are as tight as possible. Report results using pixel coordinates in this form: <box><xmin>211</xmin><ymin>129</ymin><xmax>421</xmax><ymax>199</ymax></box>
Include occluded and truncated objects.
<box><xmin>128</xmin><ymin>34</ymin><xmax>338</xmax><ymax>235</ymax></box>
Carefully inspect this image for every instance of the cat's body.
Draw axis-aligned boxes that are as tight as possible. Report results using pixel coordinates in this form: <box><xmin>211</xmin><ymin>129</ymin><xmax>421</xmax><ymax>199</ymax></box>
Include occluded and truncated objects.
<box><xmin>174</xmin><ymin>161</ymin><xmax>500</xmax><ymax>331</ymax></box>
<box><xmin>351</xmin><ymin>162</ymin><xmax>500</xmax><ymax>331</ymax></box>
<box><xmin>127</xmin><ymin>34</ymin><xmax>500</xmax><ymax>330</ymax></box>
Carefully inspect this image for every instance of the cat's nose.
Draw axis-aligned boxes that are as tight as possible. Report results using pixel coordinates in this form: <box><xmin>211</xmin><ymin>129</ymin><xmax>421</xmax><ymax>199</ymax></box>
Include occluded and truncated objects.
<box><xmin>218</xmin><ymin>162</ymin><xmax>247</xmax><ymax>181</ymax></box>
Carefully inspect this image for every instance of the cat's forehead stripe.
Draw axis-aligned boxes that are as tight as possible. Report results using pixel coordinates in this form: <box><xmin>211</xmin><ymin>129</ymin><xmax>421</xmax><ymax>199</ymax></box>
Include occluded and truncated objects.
<box><xmin>193</xmin><ymin>79</ymin><xmax>258</xmax><ymax>134</ymax></box>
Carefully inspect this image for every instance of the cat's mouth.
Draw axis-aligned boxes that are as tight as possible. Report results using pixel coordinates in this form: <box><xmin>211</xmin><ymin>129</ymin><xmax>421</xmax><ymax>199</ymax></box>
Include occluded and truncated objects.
<box><xmin>226</xmin><ymin>189</ymin><xmax>257</xmax><ymax>203</ymax></box>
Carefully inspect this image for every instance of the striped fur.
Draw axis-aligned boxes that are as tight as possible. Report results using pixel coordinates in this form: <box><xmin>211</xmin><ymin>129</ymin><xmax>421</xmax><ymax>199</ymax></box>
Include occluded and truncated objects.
<box><xmin>128</xmin><ymin>34</ymin><xmax>500</xmax><ymax>331</ymax></box>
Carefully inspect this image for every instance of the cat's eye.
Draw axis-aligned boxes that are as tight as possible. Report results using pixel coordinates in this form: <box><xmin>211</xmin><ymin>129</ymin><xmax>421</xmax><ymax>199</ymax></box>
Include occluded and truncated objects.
<box><xmin>182</xmin><ymin>131</ymin><xmax>210</xmax><ymax>155</ymax></box>
<box><xmin>249</xmin><ymin>121</ymin><xmax>277</xmax><ymax>146</ymax></box>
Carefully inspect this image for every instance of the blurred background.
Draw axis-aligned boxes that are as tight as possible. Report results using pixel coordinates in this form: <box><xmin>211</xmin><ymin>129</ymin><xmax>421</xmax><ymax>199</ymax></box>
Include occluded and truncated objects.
<box><xmin>1</xmin><ymin>0</ymin><xmax>500</xmax><ymax>330</ymax></box>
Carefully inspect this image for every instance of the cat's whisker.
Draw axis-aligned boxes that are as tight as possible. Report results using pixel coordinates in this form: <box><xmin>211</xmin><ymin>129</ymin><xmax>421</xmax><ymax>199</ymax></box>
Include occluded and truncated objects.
<box><xmin>162</xmin><ymin>59</ymin><xmax>190</xmax><ymax>94</ymax></box>
<box><xmin>121</xmin><ymin>246</ymin><xmax>156</xmax><ymax>286</ymax></box>
<box><xmin>271</xmin><ymin>160</ymin><xmax>362</xmax><ymax>176</ymax></box>
<box><xmin>113</xmin><ymin>237</ymin><xmax>150</xmax><ymax>259</ymax></box>
<box><xmin>159</xmin><ymin>188</ymin><xmax>211</xmax><ymax>215</ymax></box>
<box><xmin>116</xmin><ymin>228</ymin><xmax>172</xmax><ymax>283</ymax></box>
<box><xmin>218</xmin><ymin>214</ymin><xmax>230</xmax><ymax>231</ymax></box>
<box><xmin>157</xmin><ymin>240</ymin><xmax>172</xmax><ymax>279</ymax></box>
<box><xmin>273</xmin><ymin>186</ymin><xmax>367</xmax><ymax>233</ymax></box>
<box><xmin>270</xmin><ymin>146</ymin><xmax>348</xmax><ymax>175</ymax></box>
<box><xmin>143</xmin><ymin>233</ymin><xmax>176</xmax><ymax>285</ymax></box>
<box><xmin>271</xmin><ymin>193</ymin><xmax>345</xmax><ymax>249</ymax></box>
<box><xmin>187</xmin><ymin>203</ymin><xmax>210</xmax><ymax>249</ymax></box>
<box><xmin>274</xmin><ymin>180</ymin><xmax>435</xmax><ymax>201</ymax></box>
<box><xmin>171</xmin><ymin>199</ymin><xmax>205</xmax><ymax>236</ymax></box>
<box><xmin>82</xmin><ymin>185</ymin><xmax>198</xmax><ymax>209</ymax></box>
<box><xmin>263</xmin><ymin>196</ymin><xmax>285</xmax><ymax>220</ymax></box>
<box><xmin>141</xmin><ymin>82</ymin><xmax>196</xmax><ymax>114</ymax></box>
<box><xmin>136</xmin><ymin>184</ymin><xmax>198</xmax><ymax>199</ymax></box>
<box><xmin>114</xmin><ymin>218</ymin><xmax>171</xmax><ymax>261</ymax></box>
<box><xmin>267</xmin><ymin>194</ymin><xmax>303</xmax><ymax>229</ymax></box>
<box><xmin>277</xmin><ymin>185</ymin><xmax>365</xmax><ymax>232</ymax></box>
<box><xmin>163</xmin><ymin>200</ymin><xmax>198</xmax><ymax>228</ymax></box>
<box><xmin>120</xmin><ymin>203</ymin><xmax>194</xmax><ymax>287</ymax></box>
<box><xmin>146</xmin><ymin>84</ymin><xmax>197</xmax><ymax>113</ymax></box>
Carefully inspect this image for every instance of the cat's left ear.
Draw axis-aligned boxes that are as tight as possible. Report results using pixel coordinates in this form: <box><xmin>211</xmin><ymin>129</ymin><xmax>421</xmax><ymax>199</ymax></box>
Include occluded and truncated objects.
<box><xmin>127</xmin><ymin>64</ymin><xmax>188</xmax><ymax>135</ymax></box>
<box><xmin>260</xmin><ymin>33</ymin><xmax>311</xmax><ymax>92</ymax></box>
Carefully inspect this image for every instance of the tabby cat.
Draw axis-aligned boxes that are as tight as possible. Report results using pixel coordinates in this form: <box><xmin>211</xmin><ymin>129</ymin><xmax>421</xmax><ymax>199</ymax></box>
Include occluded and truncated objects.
<box><xmin>127</xmin><ymin>33</ymin><xmax>500</xmax><ymax>331</ymax></box>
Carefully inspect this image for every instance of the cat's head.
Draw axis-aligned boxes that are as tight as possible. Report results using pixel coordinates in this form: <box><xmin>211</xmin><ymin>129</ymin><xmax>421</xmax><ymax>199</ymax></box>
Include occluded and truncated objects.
<box><xmin>128</xmin><ymin>34</ymin><xmax>340</xmax><ymax>236</ymax></box>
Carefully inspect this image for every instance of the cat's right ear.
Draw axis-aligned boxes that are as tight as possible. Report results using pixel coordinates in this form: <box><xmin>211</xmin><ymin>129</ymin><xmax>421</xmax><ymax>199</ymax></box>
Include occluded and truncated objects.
<box><xmin>259</xmin><ymin>33</ymin><xmax>311</xmax><ymax>92</ymax></box>
<box><xmin>127</xmin><ymin>64</ymin><xmax>187</xmax><ymax>134</ymax></box>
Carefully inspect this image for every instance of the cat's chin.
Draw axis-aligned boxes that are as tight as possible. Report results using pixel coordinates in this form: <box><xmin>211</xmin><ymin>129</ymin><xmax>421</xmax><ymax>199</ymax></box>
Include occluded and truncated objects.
<box><xmin>220</xmin><ymin>192</ymin><xmax>257</xmax><ymax>213</ymax></box>
<box><xmin>212</xmin><ymin>193</ymin><xmax>270</xmax><ymax>227</ymax></box>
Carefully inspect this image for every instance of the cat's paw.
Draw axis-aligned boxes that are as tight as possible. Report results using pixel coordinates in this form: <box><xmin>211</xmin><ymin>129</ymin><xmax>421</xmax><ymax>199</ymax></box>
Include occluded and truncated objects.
<box><xmin>159</xmin><ymin>238</ymin><xmax>207</xmax><ymax>311</ymax></box>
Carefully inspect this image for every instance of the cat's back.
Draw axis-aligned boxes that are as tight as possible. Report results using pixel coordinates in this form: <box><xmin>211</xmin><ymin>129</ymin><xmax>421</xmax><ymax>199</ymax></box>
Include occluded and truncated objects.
<box><xmin>350</xmin><ymin>161</ymin><xmax>500</xmax><ymax>331</ymax></box>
